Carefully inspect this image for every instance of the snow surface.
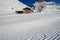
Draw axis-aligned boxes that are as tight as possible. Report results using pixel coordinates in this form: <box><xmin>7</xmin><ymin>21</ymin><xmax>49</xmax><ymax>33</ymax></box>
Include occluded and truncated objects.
<box><xmin>0</xmin><ymin>0</ymin><xmax>60</xmax><ymax>40</ymax></box>
<box><xmin>0</xmin><ymin>0</ymin><xmax>28</xmax><ymax>14</ymax></box>
<box><xmin>0</xmin><ymin>13</ymin><xmax>60</xmax><ymax>40</ymax></box>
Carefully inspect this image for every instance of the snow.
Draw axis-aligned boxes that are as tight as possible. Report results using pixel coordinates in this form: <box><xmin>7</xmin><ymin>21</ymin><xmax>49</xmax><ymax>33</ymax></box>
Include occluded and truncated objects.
<box><xmin>41</xmin><ymin>5</ymin><xmax>60</xmax><ymax>14</ymax></box>
<box><xmin>0</xmin><ymin>0</ymin><xmax>28</xmax><ymax>14</ymax></box>
<box><xmin>0</xmin><ymin>12</ymin><xmax>60</xmax><ymax>40</ymax></box>
<box><xmin>0</xmin><ymin>0</ymin><xmax>60</xmax><ymax>40</ymax></box>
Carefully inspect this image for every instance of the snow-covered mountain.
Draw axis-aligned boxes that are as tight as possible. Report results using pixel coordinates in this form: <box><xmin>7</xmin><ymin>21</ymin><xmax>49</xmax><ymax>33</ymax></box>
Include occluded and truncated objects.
<box><xmin>0</xmin><ymin>0</ymin><xmax>28</xmax><ymax>14</ymax></box>
<box><xmin>41</xmin><ymin>1</ymin><xmax>60</xmax><ymax>14</ymax></box>
<box><xmin>0</xmin><ymin>0</ymin><xmax>60</xmax><ymax>40</ymax></box>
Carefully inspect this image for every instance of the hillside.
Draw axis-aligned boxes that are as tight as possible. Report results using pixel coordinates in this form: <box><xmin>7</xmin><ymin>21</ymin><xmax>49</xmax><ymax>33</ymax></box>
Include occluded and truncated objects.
<box><xmin>0</xmin><ymin>0</ymin><xmax>28</xmax><ymax>14</ymax></box>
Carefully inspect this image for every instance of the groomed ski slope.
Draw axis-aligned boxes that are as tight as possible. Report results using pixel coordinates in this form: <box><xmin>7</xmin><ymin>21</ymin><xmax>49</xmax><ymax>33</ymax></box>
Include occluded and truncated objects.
<box><xmin>0</xmin><ymin>12</ymin><xmax>60</xmax><ymax>40</ymax></box>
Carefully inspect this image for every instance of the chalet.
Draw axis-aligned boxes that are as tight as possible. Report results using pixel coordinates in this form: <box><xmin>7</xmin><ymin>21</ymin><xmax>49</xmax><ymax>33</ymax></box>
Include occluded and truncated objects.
<box><xmin>23</xmin><ymin>7</ymin><xmax>33</xmax><ymax>13</ymax></box>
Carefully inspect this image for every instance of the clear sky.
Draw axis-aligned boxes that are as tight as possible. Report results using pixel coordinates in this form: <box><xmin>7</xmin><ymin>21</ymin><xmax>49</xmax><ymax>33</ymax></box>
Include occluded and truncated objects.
<box><xmin>18</xmin><ymin>0</ymin><xmax>60</xmax><ymax>6</ymax></box>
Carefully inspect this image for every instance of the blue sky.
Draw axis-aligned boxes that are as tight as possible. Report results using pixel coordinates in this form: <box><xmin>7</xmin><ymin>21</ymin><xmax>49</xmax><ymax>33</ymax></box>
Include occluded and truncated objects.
<box><xmin>18</xmin><ymin>0</ymin><xmax>60</xmax><ymax>6</ymax></box>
